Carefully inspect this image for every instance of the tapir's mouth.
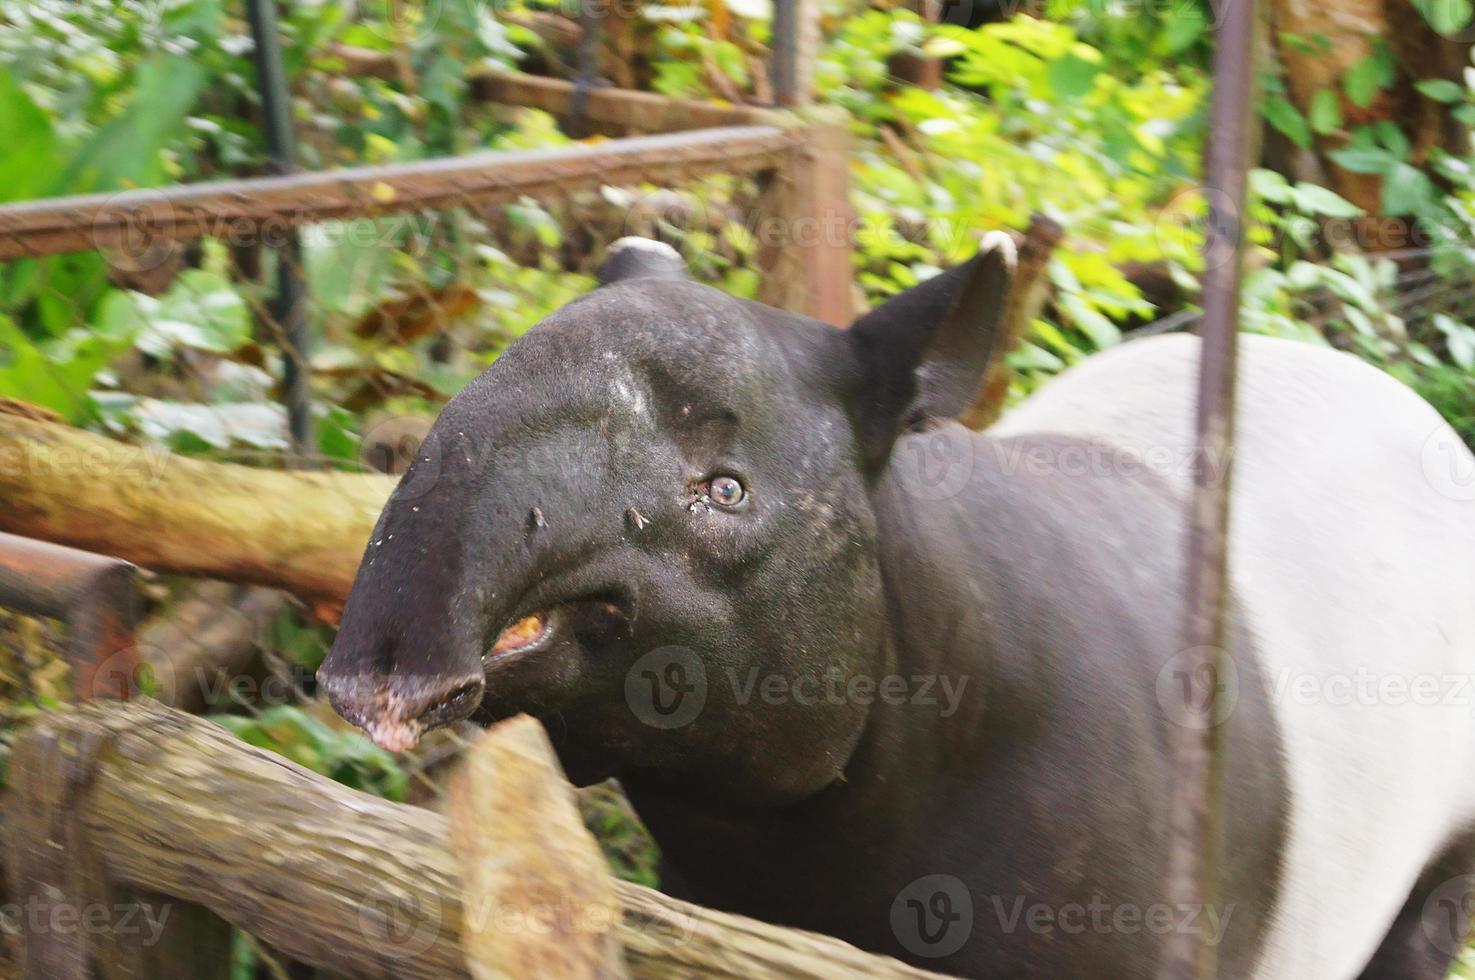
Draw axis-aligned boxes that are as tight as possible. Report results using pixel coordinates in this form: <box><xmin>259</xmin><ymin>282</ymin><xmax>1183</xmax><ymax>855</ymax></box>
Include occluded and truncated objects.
<box><xmin>485</xmin><ymin>609</ymin><xmax>557</xmax><ymax>663</ymax></box>
<box><xmin>326</xmin><ymin>595</ymin><xmax>629</xmax><ymax>753</ymax></box>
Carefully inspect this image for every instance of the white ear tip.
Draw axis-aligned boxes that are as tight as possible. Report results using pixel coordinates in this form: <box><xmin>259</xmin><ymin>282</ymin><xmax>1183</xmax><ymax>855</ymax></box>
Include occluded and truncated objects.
<box><xmin>608</xmin><ymin>236</ymin><xmax>681</xmax><ymax>261</ymax></box>
<box><xmin>599</xmin><ymin>237</ymin><xmax>687</xmax><ymax>285</ymax></box>
<box><xmin>979</xmin><ymin>230</ymin><xmax>1018</xmax><ymax>270</ymax></box>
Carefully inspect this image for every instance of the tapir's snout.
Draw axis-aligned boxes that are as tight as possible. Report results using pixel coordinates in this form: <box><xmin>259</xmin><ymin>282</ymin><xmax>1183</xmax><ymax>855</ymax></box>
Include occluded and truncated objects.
<box><xmin>318</xmin><ymin>663</ymin><xmax>485</xmax><ymax>752</ymax></box>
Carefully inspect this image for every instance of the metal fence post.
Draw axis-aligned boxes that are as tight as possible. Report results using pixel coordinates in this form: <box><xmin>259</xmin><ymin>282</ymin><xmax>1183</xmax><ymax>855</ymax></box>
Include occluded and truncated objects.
<box><xmin>1159</xmin><ymin>0</ymin><xmax>1261</xmax><ymax>977</ymax></box>
<box><xmin>246</xmin><ymin>0</ymin><xmax>314</xmax><ymax>457</ymax></box>
<box><xmin>769</xmin><ymin>0</ymin><xmax>820</xmax><ymax>106</ymax></box>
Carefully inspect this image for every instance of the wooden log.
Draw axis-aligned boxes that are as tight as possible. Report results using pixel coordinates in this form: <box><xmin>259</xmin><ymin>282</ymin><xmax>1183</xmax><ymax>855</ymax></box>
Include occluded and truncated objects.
<box><xmin>137</xmin><ymin>581</ymin><xmax>289</xmax><ymax>712</ymax></box>
<box><xmin>448</xmin><ymin>716</ymin><xmax>627</xmax><ymax>979</ymax></box>
<box><xmin>0</xmin><ymin>412</ymin><xmax>391</xmax><ymax>608</ymax></box>
<box><xmin>324</xmin><ymin>49</ymin><xmax>774</xmax><ymax>133</ymax></box>
<box><xmin>5</xmin><ymin>701</ymin><xmax>950</xmax><ymax>979</ymax></box>
<box><xmin>7</xmin><ymin>711</ymin><xmax>231</xmax><ymax>980</ymax></box>
<box><xmin>755</xmin><ymin>112</ymin><xmax>856</xmax><ymax>325</ymax></box>
<box><xmin>468</xmin><ymin>68</ymin><xmax>776</xmax><ymax>133</ymax></box>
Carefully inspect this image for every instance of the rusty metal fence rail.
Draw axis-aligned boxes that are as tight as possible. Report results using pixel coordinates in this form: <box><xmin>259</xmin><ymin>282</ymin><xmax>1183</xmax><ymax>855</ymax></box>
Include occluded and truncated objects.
<box><xmin>0</xmin><ymin>532</ymin><xmax>137</xmax><ymax>702</ymax></box>
<box><xmin>0</xmin><ymin>68</ymin><xmax>854</xmax><ymax>316</ymax></box>
<box><xmin>0</xmin><ymin>127</ymin><xmax>800</xmax><ymax>264</ymax></box>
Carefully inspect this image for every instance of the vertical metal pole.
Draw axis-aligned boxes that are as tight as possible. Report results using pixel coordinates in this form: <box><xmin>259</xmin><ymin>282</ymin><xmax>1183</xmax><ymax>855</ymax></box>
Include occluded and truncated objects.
<box><xmin>1159</xmin><ymin>0</ymin><xmax>1259</xmax><ymax>977</ymax></box>
<box><xmin>568</xmin><ymin>0</ymin><xmax>602</xmax><ymax>138</ymax></box>
<box><xmin>246</xmin><ymin>0</ymin><xmax>313</xmax><ymax>457</ymax></box>
<box><xmin>769</xmin><ymin>0</ymin><xmax>799</xmax><ymax>106</ymax></box>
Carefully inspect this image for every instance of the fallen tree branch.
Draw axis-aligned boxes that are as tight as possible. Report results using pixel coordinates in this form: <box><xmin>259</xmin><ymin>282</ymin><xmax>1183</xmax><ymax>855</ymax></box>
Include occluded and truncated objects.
<box><xmin>6</xmin><ymin>700</ymin><xmax>949</xmax><ymax>979</ymax></box>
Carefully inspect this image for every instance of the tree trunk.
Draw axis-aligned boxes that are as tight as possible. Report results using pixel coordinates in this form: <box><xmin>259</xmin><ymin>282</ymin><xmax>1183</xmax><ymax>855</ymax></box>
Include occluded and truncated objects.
<box><xmin>1269</xmin><ymin>0</ymin><xmax>1468</xmax><ymax>236</ymax></box>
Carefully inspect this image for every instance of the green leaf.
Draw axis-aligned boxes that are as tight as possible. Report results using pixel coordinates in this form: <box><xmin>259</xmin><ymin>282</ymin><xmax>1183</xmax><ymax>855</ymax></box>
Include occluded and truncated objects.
<box><xmin>1381</xmin><ymin>163</ymin><xmax>1439</xmax><ymax>215</ymax></box>
<box><xmin>1372</xmin><ymin>121</ymin><xmax>1411</xmax><ymax>159</ymax></box>
<box><xmin>1417</xmin><ymin>79</ymin><xmax>1467</xmax><ymax>103</ymax></box>
<box><xmin>0</xmin><ymin>315</ymin><xmax>134</xmax><ymax>423</ymax></box>
<box><xmin>60</xmin><ymin>56</ymin><xmax>207</xmax><ymax>193</ymax></box>
<box><xmin>1328</xmin><ymin>145</ymin><xmax>1395</xmax><ymax>174</ymax></box>
<box><xmin>1415</xmin><ymin>0</ymin><xmax>1473</xmax><ymax>35</ymax></box>
<box><xmin>1344</xmin><ymin>50</ymin><xmax>1395</xmax><ymax>109</ymax></box>
<box><xmin>1263</xmin><ymin>97</ymin><xmax>1312</xmax><ymax>149</ymax></box>
<box><xmin>1161</xmin><ymin>6</ymin><xmax>1208</xmax><ymax>55</ymax></box>
<box><xmin>1290</xmin><ymin>182</ymin><xmax>1365</xmax><ymax>218</ymax></box>
<box><xmin>99</xmin><ymin>270</ymin><xmax>251</xmax><ymax>357</ymax></box>
<box><xmin>128</xmin><ymin>400</ymin><xmax>288</xmax><ymax>451</ymax></box>
<box><xmin>1433</xmin><ymin>314</ymin><xmax>1475</xmax><ymax>369</ymax></box>
<box><xmin>1249</xmin><ymin>168</ymin><xmax>1293</xmax><ymax>204</ymax></box>
<box><xmin>0</xmin><ymin>69</ymin><xmax>61</xmax><ymax>203</ymax></box>
<box><xmin>1047</xmin><ymin>54</ymin><xmax>1100</xmax><ymax>100</ymax></box>
<box><xmin>1309</xmin><ymin>89</ymin><xmax>1343</xmax><ymax>134</ymax></box>
<box><xmin>317</xmin><ymin>405</ymin><xmax>360</xmax><ymax>462</ymax></box>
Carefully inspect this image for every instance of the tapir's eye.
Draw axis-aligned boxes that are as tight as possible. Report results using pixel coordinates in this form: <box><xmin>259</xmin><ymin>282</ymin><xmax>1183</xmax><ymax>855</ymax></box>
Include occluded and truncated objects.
<box><xmin>708</xmin><ymin>475</ymin><xmax>746</xmax><ymax>507</ymax></box>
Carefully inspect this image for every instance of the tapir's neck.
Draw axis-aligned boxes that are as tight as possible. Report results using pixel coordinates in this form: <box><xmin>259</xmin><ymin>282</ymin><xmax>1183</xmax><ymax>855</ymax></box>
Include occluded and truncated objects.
<box><xmin>622</xmin><ymin>442</ymin><xmax>1006</xmax><ymax>917</ymax></box>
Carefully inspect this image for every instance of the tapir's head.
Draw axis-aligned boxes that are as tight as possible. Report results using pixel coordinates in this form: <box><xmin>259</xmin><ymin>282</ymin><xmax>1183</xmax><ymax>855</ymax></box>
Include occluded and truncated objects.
<box><xmin>319</xmin><ymin>236</ymin><xmax>1013</xmax><ymax>804</ymax></box>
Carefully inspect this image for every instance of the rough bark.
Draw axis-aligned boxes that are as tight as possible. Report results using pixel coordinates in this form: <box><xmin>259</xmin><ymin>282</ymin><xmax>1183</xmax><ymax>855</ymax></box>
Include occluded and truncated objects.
<box><xmin>0</xmin><ymin>411</ymin><xmax>391</xmax><ymax>608</ymax></box>
<box><xmin>448</xmin><ymin>715</ymin><xmax>627</xmax><ymax>979</ymax></box>
<box><xmin>5</xmin><ymin>701</ymin><xmax>950</xmax><ymax>980</ymax></box>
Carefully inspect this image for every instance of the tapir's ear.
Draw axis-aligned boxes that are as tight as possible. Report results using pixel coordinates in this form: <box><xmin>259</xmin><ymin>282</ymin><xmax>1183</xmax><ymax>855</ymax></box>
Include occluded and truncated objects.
<box><xmin>597</xmin><ymin>236</ymin><xmax>688</xmax><ymax>285</ymax></box>
<box><xmin>846</xmin><ymin>232</ymin><xmax>1016</xmax><ymax>461</ymax></box>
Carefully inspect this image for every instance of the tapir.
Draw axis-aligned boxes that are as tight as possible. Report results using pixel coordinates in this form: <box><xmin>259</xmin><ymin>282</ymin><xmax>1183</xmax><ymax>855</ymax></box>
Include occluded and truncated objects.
<box><xmin>319</xmin><ymin>235</ymin><xmax>1475</xmax><ymax>978</ymax></box>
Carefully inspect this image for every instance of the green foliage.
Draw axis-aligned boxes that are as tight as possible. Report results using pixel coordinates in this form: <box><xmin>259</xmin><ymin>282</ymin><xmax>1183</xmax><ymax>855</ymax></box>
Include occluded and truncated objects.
<box><xmin>1343</xmin><ymin>44</ymin><xmax>1396</xmax><ymax>109</ymax></box>
<box><xmin>0</xmin><ymin>314</ymin><xmax>136</xmax><ymax>422</ymax></box>
<box><xmin>213</xmin><ymin>705</ymin><xmax>409</xmax><ymax>800</ymax></box>
<box><xmin>1416</xmin><ymin>0</ymin><xmax>1475</xmax><ymax>36</ymax></box>
<box><xmin>821</xmin><ymin>12</ymin><xmax>1199</xmax><ymax>386</ymax></box>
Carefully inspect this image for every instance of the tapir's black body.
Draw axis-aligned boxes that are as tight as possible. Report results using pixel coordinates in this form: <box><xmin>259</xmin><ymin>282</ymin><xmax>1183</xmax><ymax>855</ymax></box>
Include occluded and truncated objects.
<box><xmin>623</xmin><ymin>431</ymin><xmax>1288</xmax><ymax>976</ymax></box>
<box><xmin>320</xmin><ymin>239</ymin><xmax>1475</xmax><ymax>978</ymax></box>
